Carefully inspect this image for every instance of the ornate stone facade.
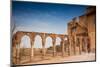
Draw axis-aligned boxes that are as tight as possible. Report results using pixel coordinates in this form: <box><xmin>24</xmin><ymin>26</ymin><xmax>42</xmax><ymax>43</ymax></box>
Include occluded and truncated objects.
<box><xmin>68</xmin><ymin>6</ymin><xmax>96</xmax><ymax>54</ymax></box>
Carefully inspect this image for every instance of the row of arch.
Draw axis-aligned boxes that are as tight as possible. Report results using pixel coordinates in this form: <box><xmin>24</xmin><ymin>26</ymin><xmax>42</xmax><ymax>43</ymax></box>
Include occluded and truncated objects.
<box><xmin>12</xmin><ymin>31</ymin><xmax>68</xmax><ymax>64</ymax></box>
<box><xmin>20</xmin><ymin>34</ymin><xmax>65</xmax><ymax>48</ymax></box>
<box><xmin>12</xmin><ymin>31</ymin><xmax>68</xmax><ymax>46</ymax></box>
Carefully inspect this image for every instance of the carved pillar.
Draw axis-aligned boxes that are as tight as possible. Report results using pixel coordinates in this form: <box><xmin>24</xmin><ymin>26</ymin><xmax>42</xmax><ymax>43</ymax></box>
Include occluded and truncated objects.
<box><xmin>31</xmin><ymin>40</ymin><xmax>35</xmax><ymax>61</ymax></box>
<box><xmin>52</xmin><ymin>38</ymin><xmax>56</xmax><ymax>57</ymax></box>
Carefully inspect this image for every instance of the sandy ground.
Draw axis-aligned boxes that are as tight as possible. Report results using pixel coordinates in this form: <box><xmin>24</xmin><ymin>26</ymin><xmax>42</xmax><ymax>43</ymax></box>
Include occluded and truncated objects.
<box><xmin>19</xmin><ymin>53</ymin><xmax>95</xmax><ymax>65</ymax></box>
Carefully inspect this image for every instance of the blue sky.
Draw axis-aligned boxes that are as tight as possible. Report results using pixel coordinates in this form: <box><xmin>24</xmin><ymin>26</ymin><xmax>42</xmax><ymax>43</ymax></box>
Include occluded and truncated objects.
<box><xmin>12</xmin><ymin>1</ymin><xmax>88</xmax><ymax>48</ymax></box>
<box><xmin>12</xmin><ymin>1</ymin><xmax>88</xmax><ymax>34</ymax></box>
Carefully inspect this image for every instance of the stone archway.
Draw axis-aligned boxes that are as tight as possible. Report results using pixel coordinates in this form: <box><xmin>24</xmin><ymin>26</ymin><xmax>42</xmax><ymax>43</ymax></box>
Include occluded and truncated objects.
<box><xmin>34</xmin><ymin>35</ymin><xmax>43</xmax><ymax>60</ymax></box>
<box><xmin>64</xmin><ymin>37</ymin><xmax>69</xmax><ymax>56</ymax></box>
<box><xmin>20</xmin><ymin>35</ymin><xmax>31</xmax><ymax>63</ymax></box>
<box><xmin>45</xmin><ymin>36</ymin><xmax>53</xmax><ymax>48</ymax></box>
<box><xmin>34</xmin><ymin>35</ymin><xmax>42</xmax><ymax>48</ymax></box>
<box><xmin>56</xmin><ymin>37</ymin><xmax>62</xmax><ymax>56</ymax></box>
<box><xmin>20</xmin><ymin>35</ymin><xmax>31</xmax><ymax>48</ymax></box>
<box><xmin>56</xmin><ymin>37</ymin><xmax>62</xmax><ymax>46</ymax></box>
<box><xmin>12</xmin><ymin>31</ymin><xmax>68</xmax><ymax>64</ymax></box>
<box><xmin>45</xmin><ymin>36</ymin><xmax>53</xmax><ymax>58</ymax></box>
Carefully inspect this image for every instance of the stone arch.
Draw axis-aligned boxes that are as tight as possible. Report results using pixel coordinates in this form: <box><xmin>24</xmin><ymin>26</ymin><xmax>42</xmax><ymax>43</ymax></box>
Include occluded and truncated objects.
<box><xmin>34</xmin><ymin>35</ymin><xmax>42</xmax><ymax>48</ymax></box>
<box><xmin>20</xmin><ymin>35</ymin><xmax>31</xmax><ymax>48</ymax></box>
<box><xmin>19</xmin><ymin>35</ymin><xmax>31</xmax><ymax>62</ymax></box>
<box><xmin>56</xmin><ymin>37</ymin><xmax>62</xmax><ymax>46</ymax></box>
<box><xmin>56</xmin><ymin>37</ymin><xmax>62</xmax><ymax>54</ymax></box>
<box><xmin>45</xmin><ymin>36</ymin><xmax>53</xmax><ymax>48</ymax></box>
<box><xmin>34</xmin><ymin>34</ymin><xmax>43</xmax><ymax>58</ymax></box>
<box><xmin>45</xmin><ymin>36</ymin><xmax>53</xmax><ymax>56</ymax></box>
<box><xmin>63</xmin><ymin>36</ymin><xmax>68</xmax><ymax>53</ymax></box>
<box><xmin>63</xmin><ymin>36</ymin><xmax>68</xmax><ymax>48</ymax></box>
<box><xmin>16</xmin><ymin>32</ymin><xmax>32</xmax><ymax>45</ymax></box>
<box><xmin>64</xmin><ymin>37</ymin><xmax>68</xmax><ymax>40</ymax></box>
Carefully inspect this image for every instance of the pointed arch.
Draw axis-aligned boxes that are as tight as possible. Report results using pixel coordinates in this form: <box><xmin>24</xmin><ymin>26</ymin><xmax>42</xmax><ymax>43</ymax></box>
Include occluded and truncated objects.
<box><xmin>56</xmin><ymin>37</ymin><xmax>61</xmax><ymax>46</ymax></box>
<box><xmin>45</xmin><ymin>36</ymin><xmax>53</xmax><ymax>48</ymax></box>
<box><xmin>20</xmin><ymin>35</ymin><xmax>31</xmax><ymax>48</ymax></box>
<box><xmin>34</xmin><ymin>35</ymin><xmax>42</xmax><ymax>48</ymax></box>
<box><xmin>56</xmin><ymin>37</ymin><xmax>62</xmax><ymax>54</ymax></box>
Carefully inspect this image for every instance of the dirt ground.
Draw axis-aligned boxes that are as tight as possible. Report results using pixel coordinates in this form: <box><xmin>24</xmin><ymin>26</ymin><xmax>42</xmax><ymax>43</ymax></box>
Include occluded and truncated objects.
<box><xmin>19</xmin><ymin>53</ymin><xmax>95</xmax><ymax>65</ymax></box>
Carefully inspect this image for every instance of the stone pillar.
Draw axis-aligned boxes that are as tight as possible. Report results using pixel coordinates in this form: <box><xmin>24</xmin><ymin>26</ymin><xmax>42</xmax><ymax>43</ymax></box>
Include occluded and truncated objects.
<box><xmin>31</xmin><ymin>40</ymin><xmax>34</xmax><ymax>61</ymax></box>
<box><xmin>67</xmin><ymin>39</ymin><xmax>70</xmax><ymax>56</ymax></box>
<box><xmin>73</xmin><ymin>37</ymin><xmax>76</xmax><ymax>55</ymax></box>
<box><xmin>69</xmin><ymin>37</ymin><xmax>72</xmax><ymax>55</ymax></box>
<box><xmin>65</xmin><ymin>40</ymin><xmax>67</xmax><ymax>52</ymax></box>
<box><xmin>75</xmin><ymin>36</ymin><xmax>77</xmax><ymax>55</ymax></box>
<box><xmin>42</xmin><ymin>36</ymin><xmax>46</xmax><ymax>59</ymax></box>
<box><xmin>52</xmin><ymin>39</ymin><xmax>56</xmax><ymax>57</ymax></box>
<box><xmin>16</xmin><ymin>43</ymin><xmax>20</xmax><ymax>64</ymax></box>
<box><xmin>79</xmin><ymin>37</ymin><xmax>82</xmax><ymax>54</ymax></box>
<box><xmin>86</xmin><ymin>37</ymin><xmax>90</xmax><ymax>53</ymax></box>
<box><xmin>61</xmin><ymin>39</ymin><xmax>65</xmax><ymax>56</ymax></box>
<box><xmin>84</xmin><ymin>37</ymin><xmax>87</xmax><ymax>53</ymax></box>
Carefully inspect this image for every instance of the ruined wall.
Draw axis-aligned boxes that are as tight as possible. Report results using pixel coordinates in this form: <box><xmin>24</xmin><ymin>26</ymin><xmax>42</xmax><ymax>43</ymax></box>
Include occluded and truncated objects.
<box><xmin>86</xmin><ymin>9</ymin><xmax>96</xmax><ymax>52</ymax></box>
<box><xmin>67</xmin><ymin>6</ymin><xmax>96</xmax><ymax>53</ymax></box>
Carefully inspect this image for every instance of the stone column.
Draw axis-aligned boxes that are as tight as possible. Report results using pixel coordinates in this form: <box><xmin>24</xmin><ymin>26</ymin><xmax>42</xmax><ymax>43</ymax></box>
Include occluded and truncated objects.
<box><xmin>69</xmin><ymin>37</ymin><xmax>72</xmax><ymax>55</ymax></box>
<box><xmin>73</xmin><ymin>37</ymin><xmax>76</xmax><ymax>55</ymax></box>
<box><xmin>79</xmin><ymin>37</ymin><xmax>82</xmax><ymax>54</ymax></box>
<box><xmin>67</xmin><ymin>39</ymin><xmax>70</xmax><ymax>56</ymax></box>
<box><xmin>52</xmin><ymin>38</ymin><xmax>56</xmax><ymax>57</ymax></box>
<box><xmin>16</xmin><ymin>43</ymin><xmax>20</xmax><ymax>64</ymax></box>
<box><xmin>42</xmin><ymin>36</ymin><xmax>46</xmax><ymax>59</ymax></box>
<box><xmin>65</xmin><ymin>40</ymin><xmax>67</xmax><ymax>52</ymax></box>
<box><xmin>87</xmin><ymin>37</ymin><xmax>91</xmax><ymax>53</ymax></box>
<box><xmin>84</xmin><ymin>37</ymin><xmax>88</xmax><ymax>53</ymax></box>
<box><xmin>75</xmin><ymin>36</ymin><xmax>77</xmax><ymax>55</ymax></box>
<box><xmin>61</xmin><ymin>39</ymin><xmax>65</xmax><ymax>56</ymax></box>
<box><xmin>31</xmin><ymin>40</ymin><xmax>34</xmax><ymax>61</ymax></box>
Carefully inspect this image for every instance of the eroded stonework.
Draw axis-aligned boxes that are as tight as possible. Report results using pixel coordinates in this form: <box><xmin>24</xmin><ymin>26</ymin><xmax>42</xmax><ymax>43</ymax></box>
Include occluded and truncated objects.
<box><xmin>12</xmin><ymin>6</ymin><xmax>96</xmax><ymax>64</ymax></box>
